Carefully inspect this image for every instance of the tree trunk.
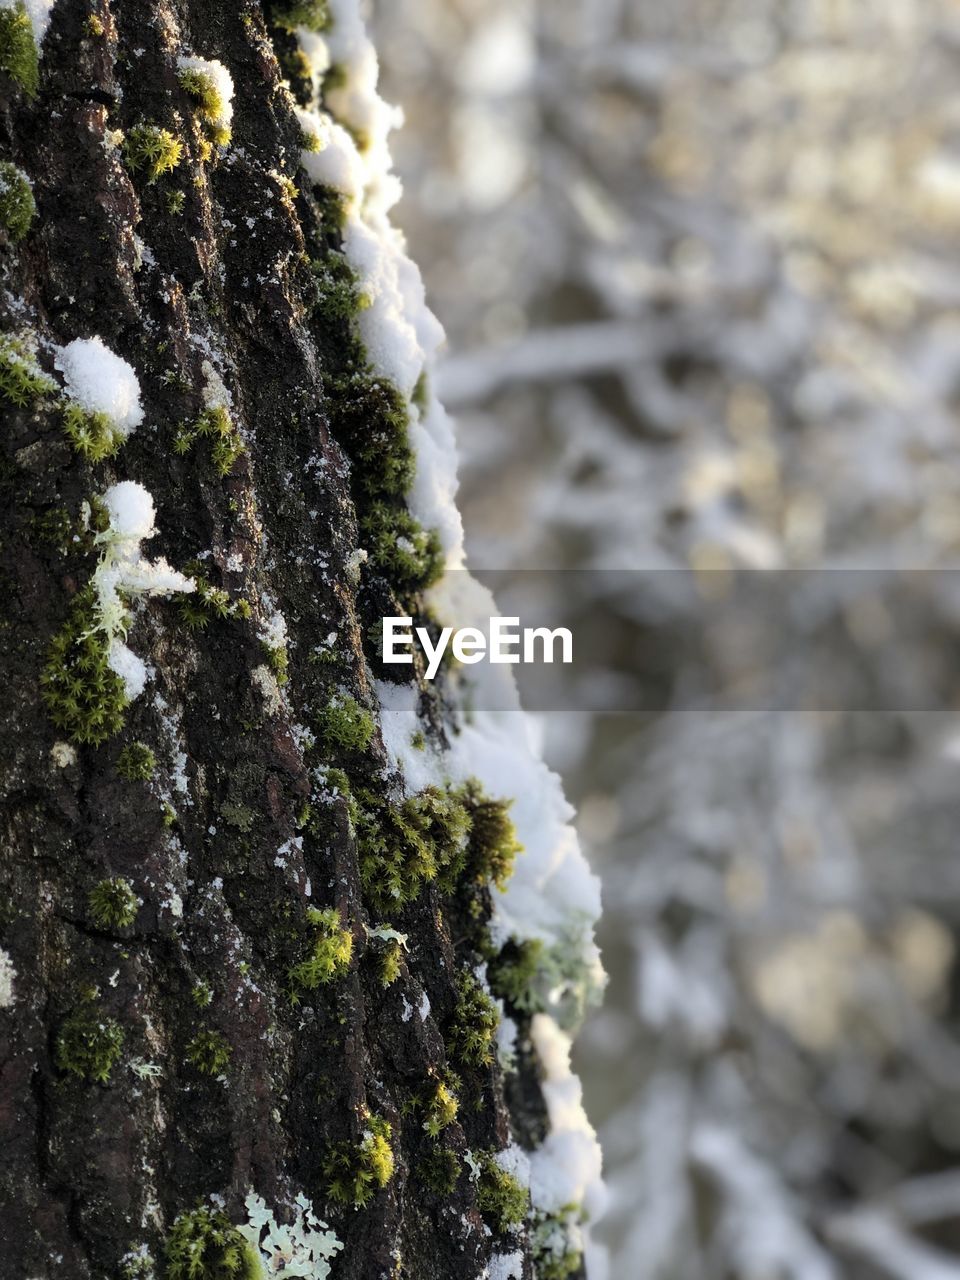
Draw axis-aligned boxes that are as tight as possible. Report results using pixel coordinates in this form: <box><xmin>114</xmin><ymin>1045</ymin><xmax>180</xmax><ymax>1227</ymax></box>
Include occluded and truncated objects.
<box><xmin>0</xmin><ymin>2</ymin><xmax>602</xmax><ymax>1279</ymax></box>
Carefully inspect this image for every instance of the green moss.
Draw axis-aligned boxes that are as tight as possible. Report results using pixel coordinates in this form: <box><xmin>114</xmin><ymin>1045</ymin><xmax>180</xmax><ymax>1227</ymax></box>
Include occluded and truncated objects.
<box><xmin>191</xmin><ymin>979</ymin><xmax>213</xmax><ymax>1008</ymax></box>
<box><xmin>410</xmin><ymin>730</ymin><xmax>426</xmax><ymax>752</ymax></box>
<box><xmin>124</xmin><ymin>124</ymin><xmax>183</xmax><ymax>182</ymax></box>
<box><xmin>313</xmin><ymin>183</ymin><xmax>347</xmax><ymax>233</ymax></box>
<box><xmin>0</xmin><ymin>3</ymin><xmax>38</xmax><ymax>97</ymax></box>
<box><xmin>462</xmin><ymin>781</ymin><xmax>522</xmax><ymax>891</ymax></box>
<box><xmin>324</xmin><ymin>373</ymin><xmax>413</xmax><ymax>502</ymax></box>
<box><xmin>411</xmin><ymin>371</ymin><xmax>429</xmax><ymax>415</ymax></box>
<box><xmin>0</xmin><ymin>331</ymin><xmax>55</xmax><ymax>407</ymax></box>
<box><xmin>448</xmin><ymin>971</ymin><xmax>499</xmax><ymax>1069</ymax></box>
<box><xmin>476</xmin><ymin>1151</ymin><xmax>530</xmax><ymax>1234</ymax></box>
<box><xmin>282</xmin><ymin>46</ymin><xmax>313</xmax><ymax>107</ymax></box>
<box><xmin>86</xmin><ymin>14</ymin><xmax>105</xmax><ymax>37</ymax></box>
<box><xmin>56</xmin><ymin>1002</ymin><xmax>124</xmax><ymax>1083</ymax></box>
<box><xmin>324</xmin><ymin>1112</ymin><xmax>394</xmax><ymax>1207</ymax></box>
<box><xmin>166</xmin><ymin>189</ymin><xmax>186</xmax><ymax>215</ymax></box>
<box><xmin>164</xmin><ymin>1204</ymin><xmax>262</xmax><ymax>1280</ymax></box>
<box><xmin>177</xmin><ymin>67</ymin><xmax>231</xmax><ymax>147</ymax></box>
<box><xmin>41</xmin><ymin>585</ymin><xmax>128</xmax><ymax>745</ymax></box>
<box><xmin>62</xmin><ymin>401</ymin><xmax>128</xmax><ymax>461</ymax></box>
<box><xmin>489</xmin><ymin>938</ymin><xmax>547</xmax><ymax>1014</ymax></box>
<box><xmin>220</xmin><ymin>800</ymin><xmax>255</xmax><ymax>832</ymax></box>
<box><xmin>420</xmin><ymin>1145</ymin><xmax>461</xmax><ymax>1196</ymax></box>
<box><xmin>117</xmin><ymin>742</ymin><xmax>156</xmax><ymax>781</ymax></box>
<box><xmin>289</xmin><ymin>906</ymin><xmax>353</xmax><ymax>990</ymax></box>
<box><xmin>531</xmin><ymin>1206</ymin><xmax>584</xmax><ymax>1279</ymax></box>
<box><xmin>89</xmin><ymin>877</ymin><xmax>139</xmax><ymax>929</ymax></box>
<box><xmin>0</xmin><ymin>160</ymin><xmax>35</xmax><ymax>240</ymax></box>
<box><xmin>262</xmin><ymin>643</ymin><xmax>288</xmax><ymax>686</ymax></box>
<box><xmin>174</xmin><ymin>406</ymin><xmax>245</xmax><ymax>477</ymax></box>
<box><xmin>179</xmin><ymin>564</ymin><xmax>235</xmax><ymax>630</ymax></box>
<box><xmin>355</xmin><ymin>785</ymin><xmax>470</xmax><ymax>912</ymax></box>
<box><xmin>378</xmin><ymin>938</ymin><xmax>403</xmax><ymax>987</ymax></box>
<box><xmin>316</xmin><ymin>695</ymin><xmax>374</xmax><ymax>754</ymax></box>
<box><xmin>364</xmin><ymin>503</ymin><xmax>444</xmax><ymax>597</ymax></box>
<box><xmin>186</xmin><ymin>1029</ymin><xmax>232</xmax><ymax>1076</ymax></box>
<box><xmin>310</xmin><ymin>253</ymin><xmax>365</xmax><ymax>326</ymax></box>
<box><xmin>270</xmin><ymin>0</ymin><xmax>330</xmax><ymax>32</ymax></box>
<box><xmin>423</xmin><ymin>1079</ymin><xmax>458</xmax><ymax>1138</ymax></box>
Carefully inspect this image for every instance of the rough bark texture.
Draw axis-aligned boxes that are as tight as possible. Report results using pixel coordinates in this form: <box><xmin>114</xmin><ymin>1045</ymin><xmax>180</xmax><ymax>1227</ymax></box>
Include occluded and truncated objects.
<box><xmin>0</xmin><ymin>4</ymin><xmax>562</xmax><ymax>1277</ymax></box>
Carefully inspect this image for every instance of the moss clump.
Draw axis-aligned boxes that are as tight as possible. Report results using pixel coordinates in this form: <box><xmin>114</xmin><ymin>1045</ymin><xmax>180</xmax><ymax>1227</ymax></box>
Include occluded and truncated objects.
<box><xmin>420</xmin><ymin>1145</ymin><xmax>461</xmax><ymax>1196</ymax></box>
<box><xmin>174</xmin><ymin>405</ymin><xmax>244</xmax><ymax>476</ymax></box>
<box><xmin>124</xmin><ymin>124</ymin><xmax>183</xmax><ymax>182</ymax></box>
<box><xmin>310</xmin><ymin>253</ymin><xmax>365</xmax><ymax>326</ymax></box>
<box><xmin>325</xmin><ymin>373</ymin><xmax>413</xmax><ymax>502</ymax></box>
<box><xmin>177</xmin><ymin>67</ymin><xmax>231</xmax><ymax>147</ymax></box>
<box><xmin>0</xmin><ymin>3</ymin><xmax>38</xmax><ymax>96</ymax></box>
<box><xmin>378</xmin><ymin>938</ymin><xmax>403</xmax><ymax>987</ymax></box>
<box><xmin>462</xmin><ymin>781</ymin><xmax>522</xmax><ymax>891</ymax></box>
<box><xmin>476</xmin><ymin>1152</ymin><xmax>530</xmax><ymax>1234</ymax></box>
<box><xmin>186</xmin><ymin>1029</ymin><xmax>232</xmax><ymax>1076</ymax></box>
<box><xmin>316</xmin><ymin>695</ymin><xmax>374</xmax><ymax>754</ymax></box>
<box><xmin>531</xmin><ymin>1206</ymin><xmax>584</xmax><ymax>1279</ymax></box>
<box><xmin>191</xmin><ymin>979</ymin><xmax>213</xmax><ymax>1007</ymax></box>
<box><xmin>56</xmin><ymin>1002</ymin><xmax>124</xmax><ymax>1083</ymax></box>
<box><xmin>324</xmin><ymin>1112</ymin><xmax>394</xmax><ymax>1207</ymax></box>
<box><xmin>41</xmin><ymin>585</ymin><xmax>128</xmax><ymax>745</ymax></box>
<box><xmin>166</xmin><ymin>189</ymin><xmax>186</xmax><ymax>215</ymax></box>
<box><xmin>117</xmin><ymin>742</ymin><xmax>156</xmax><ymax>781</ymax></box>
<box><xmin>0</xmin><ymin>331</ymin><xmax>55</xmax><ymax>406</ymax></box>
<box><xmin>363</xmin><ymin>503</ymin><xmax>444</xmax><ymax>597</ymax></box>
<box><xmin>0</xmin><ymin>160</ymin><xmax>35</xmax><ymax>240</ymax></box>
<box><xmin>262</xmin><ymin>643</ymin><xmax>288</xmax><ymax>686</ymax></box>
<box><xmin>164</xmin><ymin>1204</ymin><xmax>261</xmax><ymax>1280</ymax></box>
<box><xmin>355</xmin><ymin>785</ymin><xmax>470</xmax><ymax>912</ymax></box>
<box><xmin>86</xmin><ymin>15</ymin><xmax>105</xmax><ymax>37</ymax></box>
<box><xmin>489</xmin><ymin>938</ymin><xmax>547</xmax><ymax>1014</ymax></box>
<box><xmin>448</xmin><ymin>971</ymin><xmax>500</xmax><ymax>1069</ymax></box>
<box><xmin>178</xmin><ymin>565</ymin><xmax>235</xmax><ymax>630</ymax></box>
<box><xmin>423</xmin><ymin>1079</ymin><xmax>459</xmax><ymax>1138</ymax></box>
<box><xmin>62</xmin><ymin>402</ymin><xmax>127</xmax><ymax>461</ymax></box>
<box><xmin>289</xmin><ymin>906</ymin><xmax>353</xmax><ymax>990</ymax></box>
<box><xmin>270</xmin><ymin>0</ymin><xmax>330</xmax><ymax>32</ymax></box>
<box><xmin>89</xmin><ymin>877</ymin><xmax>138</xmax><ymax>930</ymax></box>
<box><xmin>282</xmin><ymin>45</ymin><xmax>313</xmax><ymax>107</ymax></box>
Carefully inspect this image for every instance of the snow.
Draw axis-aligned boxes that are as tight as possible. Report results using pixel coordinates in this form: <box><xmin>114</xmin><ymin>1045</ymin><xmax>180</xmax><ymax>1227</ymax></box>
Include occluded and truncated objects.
<box><xmin>0</xmin><ymin>947</ymin><xmax>15</xmax><ymax>1008</ymax></box>
<box><xmin>92</xmin><ymin>482</ymin><xmax>195</xmax><ymax>699</ymax></box>
<box><xmin>528</xmin><ymin>1014</ymin><xmax>604</xmax><ymax>1218</ymax></box>
<box><xmin>55</xmin><ymin>337</ymin><xmax>144</xmax><ymax>438</ymax></box>
<box><xmin>297</xmin><ymin>109</ymin><xmax>364</xmax><ymax>206</ymax></box>
<box><xmin>176</xmin><ymin>55</ymin><xmax>234</xmax><ymax>134</ymax></box>
<box><xmin>485</xmin><ymin>1252</ymin><xmax>524</xmax><ymax>1280</ymax></box>
<box><xmin>0</xmin><ymin>0</ymin><xmax>56</xmax><ymax>43</ymax></box>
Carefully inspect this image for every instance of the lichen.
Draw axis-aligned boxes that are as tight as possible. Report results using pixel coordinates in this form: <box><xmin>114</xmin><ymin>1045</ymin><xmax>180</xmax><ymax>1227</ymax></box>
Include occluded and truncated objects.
<box><xmin>447</xmin><ymin>970</ymin><xmax>500</xmax><ymax>1068</ymax></box>
<box><xmin>164</xmin><ymin>1204</ymin><xmax>261</xmax><ymax>1280</ymax></box>
<box><xmin>41</xmin><ymin>585</ymin><xmax>128</xmax><ymax>745</ymax></box>
<box><xmin>186</xmin><ymin>1029</ymin><xmax>232</xmax><ymax>1076</ymax></box>
<box><xmin>289</xmin><ymin>906</ymin><xmax>353</xmax><ymax>990</ymax></box>
<box><xmin>0</xmin><ymin>159</ymin><xmax>35</xmax><ymax>240</ymax></box>
<box><xmin>117</xmin><ymin>742</ymin><xmax>156</xmax><ymax>781</ymax></box>
<box><xmin>0</xmin><ymin>2</ymin><xmax>38</xmax><ymax>97</ymax></box>
<box><xmin>56</xmin><ymin>999</ymin><xmax>125</xmax><ymax>1083</ymax></box>
<box><xmin>476</xmin><ymin>1151</ymin><xmax>530</xmax><ymax>1235</ymax></box>
<box><xmin>323</xmin><ymin>1112</ymin><xmax>394</xmax><ymax>1207</ymax></box>
<box><xmin>89</xmin><ymin>877</ymin><xmax>139</xmax><ymax>930</ymax></box>
<box><xmin>124</xmin><ymin>124</ymin><xmax>183</xmax><ymax>182</ymax></box>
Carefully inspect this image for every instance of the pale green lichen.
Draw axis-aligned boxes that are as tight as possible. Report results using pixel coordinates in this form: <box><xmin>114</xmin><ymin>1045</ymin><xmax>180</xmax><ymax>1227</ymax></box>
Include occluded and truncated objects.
<box><xmin>0</xmin><ymin>159</ymin><xmax>35</xmax><ymax>240</ymax></box>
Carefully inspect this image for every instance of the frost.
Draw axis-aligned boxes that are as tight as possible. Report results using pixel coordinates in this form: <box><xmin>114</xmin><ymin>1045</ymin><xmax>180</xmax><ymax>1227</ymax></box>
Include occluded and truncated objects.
<box><xmin>0</xmin><ymin>947</ymin><xmax>16</xmax><ymax>1008</ymax></box>
<box><xmin>55</xmin><ymin>336</ymin><xmax>145</xmax><ymax>440</ymax></box>
<box><xmin>236</xmin><ymin>1190</ymin><xmax>342</xmax><ymax>1278</ymax></box>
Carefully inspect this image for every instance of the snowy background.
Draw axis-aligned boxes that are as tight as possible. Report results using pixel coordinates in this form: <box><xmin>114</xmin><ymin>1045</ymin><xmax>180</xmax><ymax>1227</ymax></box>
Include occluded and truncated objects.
<box><xmin>371</xmin><ymin>1</ymin><xmax>960</xmax><ymax>1276</ymax></box>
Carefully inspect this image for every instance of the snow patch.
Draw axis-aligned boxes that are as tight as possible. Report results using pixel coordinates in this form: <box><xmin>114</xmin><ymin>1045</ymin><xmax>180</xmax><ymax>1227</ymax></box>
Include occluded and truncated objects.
<box><xmin>55</xmin><ymin>337</ymin><xmax>144</xmax><ymax>439</ymax></box>
<box><xmin>0</xmin><ymin>947</ymin><xmax>15</xmax><ymax>1008</ymax></box>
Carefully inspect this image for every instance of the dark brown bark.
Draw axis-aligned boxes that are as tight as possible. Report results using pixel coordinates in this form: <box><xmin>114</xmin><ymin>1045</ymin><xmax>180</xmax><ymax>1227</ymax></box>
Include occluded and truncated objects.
<box><xmin>0</xmin><ymin>4</ymin><xmax>559</xmax><ymax>1277</ymax></box>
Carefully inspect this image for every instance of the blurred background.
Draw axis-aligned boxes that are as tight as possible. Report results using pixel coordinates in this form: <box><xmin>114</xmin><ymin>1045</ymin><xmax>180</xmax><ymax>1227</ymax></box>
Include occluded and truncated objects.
<box><xmin>371</xmin><ymin>2</ymin><xmax>960</xmax><ymax>1275</ymax></box>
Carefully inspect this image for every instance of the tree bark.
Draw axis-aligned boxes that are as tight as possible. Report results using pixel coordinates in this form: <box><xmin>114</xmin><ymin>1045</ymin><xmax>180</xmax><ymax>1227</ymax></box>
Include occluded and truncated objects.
<box><xmin>0</xmin><ymin>3</ymin><xmax>598</xmax><ymax>1279</ymax></box>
